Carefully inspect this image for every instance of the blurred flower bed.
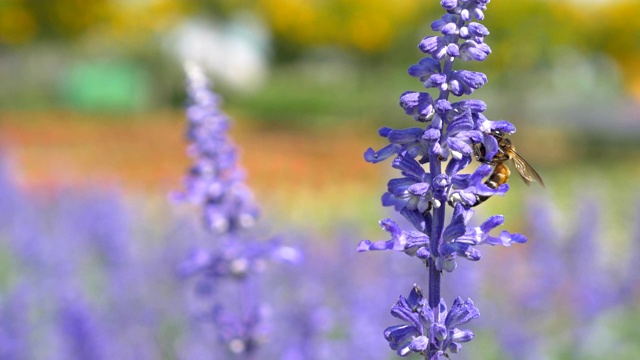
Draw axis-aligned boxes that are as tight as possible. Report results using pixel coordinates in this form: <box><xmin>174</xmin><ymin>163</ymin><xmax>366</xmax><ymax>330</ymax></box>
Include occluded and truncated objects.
<box><xmin>1</xmin><ymin>0</ymin><xmax>640</xmax><ymax>116</ymax></box>
<box><xmin>0</xmin><ymin>111</ymin><xmax>386</xmax><ymax>234</ymax></box>
<box><xmin>0</xmin><ymin>109</ymin><xmax>639</xmax><ymax>358</ymax></box>
<box><xmin>1</xmin><ymin>1</ymin><xmax>640</xmax><ymax>357</ymax></box>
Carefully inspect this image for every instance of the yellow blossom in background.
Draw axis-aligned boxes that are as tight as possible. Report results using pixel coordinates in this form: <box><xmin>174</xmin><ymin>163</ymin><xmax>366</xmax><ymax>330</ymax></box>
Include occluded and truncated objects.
<box><xmin>0</xmin><ymin>0</ymin><xmax>185</xmax><ymax>47</ymax></box>
<box><xmin>596</xmin><ymin>2</ymin><xmax>640</xmax><ymax>99</ymax></box>
<box><xmin>256</xmin><ymin>0</ymin><xmax>426</xmax><ymax>53</ymax></box>
<box><xmin>3</xmin><ymin>0</ymin><xmax>109</xmax><ymax>42</ymax></box>
<box><xmin>101</xmin><ymin>0</ymin><xmax>187</xmax><ymax>47</ymax></box>
<box><xmin>0</xmin><ymin>0</ymin><xmax>104</xmax><ymax>44</ymax></box>
<box><xmin>1</xmin><ymin>0</ymin><xmax>640</xmax><ymax>100</ymax></box>
<box><xmin>0</xmin><ymin>1</ymin><xmax>36</xmax><ymax>45</ymax></box>
<box><xmin>48</xmin><ymin>0</ymin><xmax>109</xmax><ymax>39</ymax></box>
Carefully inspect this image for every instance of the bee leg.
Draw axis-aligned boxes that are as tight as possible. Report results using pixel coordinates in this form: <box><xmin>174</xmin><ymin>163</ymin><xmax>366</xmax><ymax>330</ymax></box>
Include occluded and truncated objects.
<box><xmin>471</xmin><ymin>194</ymin><xmax>490</xmax><ymax>207</ymax></box>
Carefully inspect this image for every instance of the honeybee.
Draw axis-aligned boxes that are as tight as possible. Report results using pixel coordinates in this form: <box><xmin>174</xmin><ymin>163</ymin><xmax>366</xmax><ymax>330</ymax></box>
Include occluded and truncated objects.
<box><xmin>473</xmin><ymin>130</ymin><xmax>544</xmax><ymax>206</ymax></box>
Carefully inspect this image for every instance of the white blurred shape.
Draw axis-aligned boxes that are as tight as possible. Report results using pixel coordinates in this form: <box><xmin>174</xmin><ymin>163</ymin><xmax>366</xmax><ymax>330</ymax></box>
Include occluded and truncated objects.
<box><xmin>165</xmin><ymin>13</ymin><xmax>270</xmax><ymax>92</ymax></box>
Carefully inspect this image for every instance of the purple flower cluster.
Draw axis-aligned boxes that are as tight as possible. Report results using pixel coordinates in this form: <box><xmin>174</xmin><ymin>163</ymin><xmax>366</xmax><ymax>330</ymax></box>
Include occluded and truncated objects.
<box><xmin>475</xmin><ymin>195</ymin><xmax>640</xmax><ymax>358</ymax></box>
<box><xmin>385</xmin><ymin>285</ymin><xmax>477</xmax><ymax>357</ymax></box>
<box><xmin>0</xmin><ymin>153</ymin><xmax>639</xmax><ymax>359</ymax></box>
<box><xmin>0</xmin><ymin>176</ymin><xmax>178</xmax><ymax>359</ymax></box>
<box><xmin>173</xmin><ymin>62</ymin><xmax>299</xmax><ymax>358</ymax></box>
<box><xmin>172</xmin><ymin>62</ymin><xmax>259</xmax><ymax>234</ymax></box>
<box><xmin>358</xmin><ymin>1</ymin><xmax>527</xmax><ymax>358</ymax></box>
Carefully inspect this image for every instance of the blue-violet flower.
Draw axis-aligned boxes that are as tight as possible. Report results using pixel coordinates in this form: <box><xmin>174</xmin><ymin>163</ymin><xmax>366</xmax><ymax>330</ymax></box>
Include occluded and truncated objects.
<box><xmin>358</xmin><ymin>1</ymin><xmax>528</xmax><ymax>358</ymax></box>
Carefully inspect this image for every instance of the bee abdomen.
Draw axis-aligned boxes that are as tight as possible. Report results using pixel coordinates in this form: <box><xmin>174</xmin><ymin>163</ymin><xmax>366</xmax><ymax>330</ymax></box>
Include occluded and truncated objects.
<box><xmin>473</xmin><ymin>194</ymin><xmax>491</xmax><ymax>206</ymax></box>
<box><xmin>471</xmin><ymin>163</ymin><xmax>510</xmax><ymax>207</ymax></box>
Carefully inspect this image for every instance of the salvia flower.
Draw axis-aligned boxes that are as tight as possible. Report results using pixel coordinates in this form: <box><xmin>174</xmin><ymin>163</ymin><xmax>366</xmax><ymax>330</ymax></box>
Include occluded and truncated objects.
<box><xmin>357</xmin><ymin>218</ymin><xmax>431</xmax><ymax>260</ymax></box>
<box><xmin>174</xmin><ymin>62</ymin><xmax>300</xmax><ymax>358</ymax></box>
<box><xmin>57</xmin><ymin>294</ymin><xmax>107</xmax><ymax>360</ymax></box>
<box><xmin>384</xmin><ymin>285</ymin><xmax>478</xmax><ymax>358</ymax></box>
<box><xmin>207</xmin><ymin>305</ymin><xmax>265</xmax><ymax>357</ymax></box>
<box><xmin>360</xmin><ymin>1</ymin><xmax>528</xmax><ymax>358</ymax></box>
<box><xmin>179</xmin><ymin>237</ymin><xmax>300</xmax><ymax>299</ymax></box>
<box><xmin>172</xmin><ymin>62</ymin><xmax>259</xmax><ymax>234</ymax></box>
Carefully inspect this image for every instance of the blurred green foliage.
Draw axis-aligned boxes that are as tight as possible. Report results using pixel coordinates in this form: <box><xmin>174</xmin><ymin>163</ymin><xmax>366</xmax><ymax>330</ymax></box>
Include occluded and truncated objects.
<box><xmin>59</xmin><ymin>61</ymin><xmax>150</xmax><ymax>112</ymax></box>
<box><xmin>1</xmin><ymin>0</ymin><xmax>639</xmax><ymax>115</ymax></box>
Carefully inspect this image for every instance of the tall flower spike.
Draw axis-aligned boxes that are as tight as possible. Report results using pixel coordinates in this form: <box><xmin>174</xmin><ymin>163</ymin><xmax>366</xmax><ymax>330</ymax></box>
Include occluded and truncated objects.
<box><xmin>174</xmin><ymin>63</ymin><xmax>300</xmax><ymax>358</ymax></box>
<box><xmin>359</xmin><ymin>1</ymin><xmax>528</xmax><ymax>358</ymax></box>
<box><xmin>172</xmin><ymin>62</ymin><xmax>259</xmax><ymax>234</ymax></box>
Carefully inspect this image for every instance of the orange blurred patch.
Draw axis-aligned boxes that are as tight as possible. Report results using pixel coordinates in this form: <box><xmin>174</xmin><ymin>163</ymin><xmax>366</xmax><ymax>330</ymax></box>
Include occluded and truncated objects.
<box><xmin>0</xmin><ymin>111</ymin><xmax>383</xmax><ymax>201</ymax></box>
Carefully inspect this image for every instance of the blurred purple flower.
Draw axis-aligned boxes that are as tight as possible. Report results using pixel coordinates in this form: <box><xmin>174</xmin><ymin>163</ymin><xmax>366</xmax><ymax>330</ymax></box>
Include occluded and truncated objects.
<box><xmin>172</xmin><ymin>62</ymin><xmax>301</xmax><ymax>358</ymax></box>
<box><xmin>0</xmin><ymin>285</ymin><xmax>31</xmax><ymax>360</ymax></box>
<box><xmin>172</xmin><ymin>62</ymin><xmax>259</xmax><ymax>234</ymax></box>
<box><xmin>57</xmin><ymin>295</ymin><xmax>107</xmax><ymax>360</ymax></box>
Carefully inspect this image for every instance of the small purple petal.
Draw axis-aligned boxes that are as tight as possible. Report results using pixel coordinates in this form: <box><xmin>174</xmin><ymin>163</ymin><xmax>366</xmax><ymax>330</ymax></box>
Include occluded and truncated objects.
<box><xmin>409</xmin><ymin>336</ymin><xmax>430</xmax><ymax>352</ymax></box>
<box><xmin>364</xmin><ymin>144</ymin><xmax>401</xmax><ymax>164</ymax></box>
<box><xmin>447</xmin><ymin>43</ymin><xmax>460</xmax><ymax>57</ymax></box>
<box><xmin>460</xmin><ymin>9</ymin><xmax>470</xmax><ymax>22</ymax></box>
<box><xmin>380</xmin><ymin>218</ymin><xmax>403</xmax><ymax>240</ymax></box>
<box><xmin>425</xmin><ymin>73</ymin><xmax>447</xmax><ymax>88</ymax></box>
<box><xmin>443</xmin><ymin>223</ymin><xmax>466</xmax><ymax>242</ymax></box>
<box><xmin>416</xmin><ymin>247</ymin><xmax>430</xmax><ymax>259</ymax></box>
<box><xmin>441</xmin><ymin>22</ymin><xmax>458</xmax><ymax>35</ymax></box>
<box><xmin>479</xmin><ymin>215</ymin><xmax>504</xmax><ymax>233</ymax></box>
<box><xmin>440</xmin><ymin>0</ymin><xmax>457</xmax><ymax>10</ymax></box>
<box><xmin>387</xmin><ymin>128</ymin><xmax>425</xmax><ymax>144</ymax></box>
<box><xmin>423</xmin><ymin>128</ymin><xmax>441</xmax><ymax>142</ymax></box>
<box><xmin>449</xmin><ymin>79</ymin><xmax>462</xmax><ymax>96</ymax></box>
<box><xmin>468</xmin><ymin>22</ymin><xmax>489</xmax><ymax>37</ymax></box>
<box><xmin>481</xmin><ymin>134</ymin><xmax>499</xmax><ymax>161</ymax></box>
<box><xmin>419</xmin><ymin>36</ymin><xmax>440</xmax><ymax>54</ymax></box>
<box><xmin>460</xmin><ymin>43</ymin><xmax>488</xmax><ymax>61</ymax></box>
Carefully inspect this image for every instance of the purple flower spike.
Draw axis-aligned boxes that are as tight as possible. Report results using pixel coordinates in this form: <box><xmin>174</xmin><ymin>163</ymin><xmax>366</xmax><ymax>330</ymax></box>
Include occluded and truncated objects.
<box><xmin>360</xmin><ymin>1</ymin><xmax>530</xmax><ymax>358</ymax></box>
<box><xmin>173</xmin><ymin>62</ymin><xmax>260</xmax><ymax>234</ymax></box>
<box><xmin>173</xmin><ymin>63</ymin><xmax>299</xmax><ymax>357</ymax></box>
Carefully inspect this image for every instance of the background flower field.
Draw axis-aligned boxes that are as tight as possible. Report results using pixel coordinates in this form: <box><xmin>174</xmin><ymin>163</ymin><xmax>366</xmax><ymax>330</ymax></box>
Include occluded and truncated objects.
<box><xmin>2</xmin><ymin>110</ymin><xmax>640</xmax><ymax>359</ymax></box>
<box><xmin>1</xmin><ymin>0</ymin><xmax>640</xmax><ymax>359</ymax></box>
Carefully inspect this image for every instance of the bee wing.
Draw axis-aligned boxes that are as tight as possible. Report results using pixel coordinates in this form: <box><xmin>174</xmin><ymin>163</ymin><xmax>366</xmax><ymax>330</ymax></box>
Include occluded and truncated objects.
<box><xmin>512</xmin><ymin>151</ymin><xmax>545</xmax><ymax>188</ymax></box>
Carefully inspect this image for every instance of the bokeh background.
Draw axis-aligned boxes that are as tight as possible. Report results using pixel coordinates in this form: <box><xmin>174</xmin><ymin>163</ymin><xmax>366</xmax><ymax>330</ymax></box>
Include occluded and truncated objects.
<box><xmin>1</xmin><ymin>0</ymin><xmax>640</xmax><ymax>359</ymax></box>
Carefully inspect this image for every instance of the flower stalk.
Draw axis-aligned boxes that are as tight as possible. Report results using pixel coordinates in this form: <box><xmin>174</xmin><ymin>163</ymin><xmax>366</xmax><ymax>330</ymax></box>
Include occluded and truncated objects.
<box><xmin>173</xmin><ymin>62</ymin><xmax>299</xmax><ymax>358</ymax></box>
<box><xmin>358</xmin><ymin>1</ymin><xmax>528</xmax><ymax>358</ymax></box>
